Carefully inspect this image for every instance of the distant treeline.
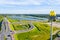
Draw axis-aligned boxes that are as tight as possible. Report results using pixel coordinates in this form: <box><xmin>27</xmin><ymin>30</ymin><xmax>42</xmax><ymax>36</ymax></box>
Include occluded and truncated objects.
<box><xmin>0</xmin><ymin>14</ymin><xmax>60</xmax><ymax>18</ymax></box>
<box><xmin>25</xmin><ymin>14</ymin><xmax>60</xmax><ymax>18</ymax></box>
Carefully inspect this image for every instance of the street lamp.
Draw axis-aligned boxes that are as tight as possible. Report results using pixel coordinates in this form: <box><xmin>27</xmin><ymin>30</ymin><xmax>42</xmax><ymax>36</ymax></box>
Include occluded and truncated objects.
<box><xmin>50</xmin><ymin>11</ymin><xmax>56</xmax><ymax>40</ymax></box>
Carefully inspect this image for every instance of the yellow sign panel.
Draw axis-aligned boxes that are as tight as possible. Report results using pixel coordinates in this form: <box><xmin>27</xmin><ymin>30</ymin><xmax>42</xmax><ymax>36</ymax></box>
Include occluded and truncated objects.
<box><xmin>50</xmin><ymin>11</ymin><xmax>56</xmax><ymax>16</ymax></box>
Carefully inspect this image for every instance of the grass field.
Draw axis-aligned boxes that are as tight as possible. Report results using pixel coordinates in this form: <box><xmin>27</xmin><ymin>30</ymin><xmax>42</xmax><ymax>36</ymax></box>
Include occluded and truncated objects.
<box><xmin>8</xmin><ymin>18</ymin><xmax>60</xmax><ymax>40</ymax></box>
<box><xmin>12</xmin><ymin>23</ymin><xmax>29</xmax><ymax>30</ymax></box>
<box><xmin>8</xmin><ymin>19</ymin><xmax>31</xmax><ymax>31</ymax></box>
<box><xmin>8</xmin><ymin>18</ymin><xmax>19</xmax><ymax>23</ymax></box>
<box><xmin>13</xmin><ymin>22</ymin><xmax>50</xmax><ymax>40</ymax></box>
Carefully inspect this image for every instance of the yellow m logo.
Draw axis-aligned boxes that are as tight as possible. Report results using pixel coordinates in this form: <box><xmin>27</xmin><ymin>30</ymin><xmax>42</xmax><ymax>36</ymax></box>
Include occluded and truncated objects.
<box><xmin>50</xmin><ymin>11</ymin><xmax>56</xmax><ymax>16</ymax></box>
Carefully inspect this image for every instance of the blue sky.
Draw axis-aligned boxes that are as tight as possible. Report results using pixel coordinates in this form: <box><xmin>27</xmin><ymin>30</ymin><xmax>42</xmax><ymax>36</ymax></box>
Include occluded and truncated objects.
<box><xmin>0</xmin><ymin>0</ymin><xmax>60</xmax><ymax>14</ymax></box>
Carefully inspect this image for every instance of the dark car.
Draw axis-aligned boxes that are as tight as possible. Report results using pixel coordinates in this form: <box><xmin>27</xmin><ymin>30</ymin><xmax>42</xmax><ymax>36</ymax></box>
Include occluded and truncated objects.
<box><xmin>7</xmin><ymin>35</ymin><xmax>11</xmax><ymax>37</ymax></box>
<box><xmin>10</xmin><ymin>30</ymin><xmax>12</xmax><ymax>32</ymax></box>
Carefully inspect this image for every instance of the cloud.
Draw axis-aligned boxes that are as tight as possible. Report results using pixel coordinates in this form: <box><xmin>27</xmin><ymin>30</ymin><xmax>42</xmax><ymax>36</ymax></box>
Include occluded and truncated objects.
<box><xmin>0</xmin><ymin>1</ymin><xmax>28</xmax><ymax>5</ymax></box>
<box><xmin>0</xmin><ymin>0</ymin><xmax>26</xmax><ymax>5</ymax></box>
<box><xmin>0</xmin><ymin>9</ymin><xmax>50</xmax><ymax>14</ymax></box>
<box><xmin>0</xmin><ymin>0</ymin><xmax>60</xmax><ymax>14</ymax></box>
<box><xmin>0</xmin><ymin>0</ymin><xmax>60</xmax><ymax>6</ymax></box>
<box><xmin>0</xmin><ymin>0</ymin><xmax>45</xmax><ymax>5</ymax></box>
<box><xmin>45</xmin><ymin>0</ymin><xmax>60</xmax><ymax>6</ymax></box>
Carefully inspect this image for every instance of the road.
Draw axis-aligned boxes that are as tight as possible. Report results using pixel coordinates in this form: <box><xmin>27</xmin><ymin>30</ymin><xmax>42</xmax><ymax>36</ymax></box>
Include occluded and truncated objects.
<box><xmin>54</xmin><ymin>37</ymin><xmax>60</xmax><ymax>40</ymax></box>
<box><xmin>52</xmin><ymin>30</ymin><xmax>60</xmax><ymax>35</ymax></box>
<box><xmin>43</xmin><ymin>22</ymin><xmax>60</xmax><ymax>28</ymax></box>
<box><xmin>0</xmin><ymin>21</ymin><xmax>5</xmax><ymax>40</ymax></box>
<box><xmin>0</xmin><ymin>19</ymin><xmax>8</xmax><ymax>40</ymax></box>
<box><xmin>0</xmin><ymin>17</ymin><xmax>12</xmax><ymax>40</ymax></box>
<box><xmin>4</xmin><ymin>17</ymin><xmax>12</xmax><ymax>40</ymax></box>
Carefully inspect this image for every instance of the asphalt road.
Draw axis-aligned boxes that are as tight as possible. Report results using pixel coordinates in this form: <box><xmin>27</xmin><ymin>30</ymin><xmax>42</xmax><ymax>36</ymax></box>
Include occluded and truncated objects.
<box><xmin>0</xmin><ymin>17</ymin><xmax>12</xmax><ymax>40</ymax></box>
<box><xmin>4</xmin><ymin>17</ymin><xmax>12</xmax><ymax>40</ymax></box>
<box><xmin>0</xmin><ymin>20</ymin><xmax>6</xmax><ymax>40</ymax></box>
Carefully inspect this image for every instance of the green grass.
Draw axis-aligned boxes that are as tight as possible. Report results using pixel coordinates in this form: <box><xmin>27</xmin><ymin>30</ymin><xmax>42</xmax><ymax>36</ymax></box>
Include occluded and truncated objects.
<box><xmin>8</xmin><ymin>18</ymin><xmax>32</xmax><ymax>31</ymax></box>
<box><xmin>13</xmin><ymin>22</ymin><xmax>50</xmax><ymax>40</ymax></box>
<box><xmin>13</xmin><ymin>21</ymin><xmax>60</xmax><ymax>40</ymax></box>
<box><xmin>9</xmin><ymin>23</ymin><xmax>14</xmax><ymax>31</ymax></box>
<box><xmin>8</xmin><ymin>18</ymin><xmax>19</xmax><ymax>23</ymax></box>
<box><xmin>12</xmin><ymin>23</ymin><xmax>29</xmax><ymax>30</ymax></box>
<box><xmin>14</xmin><ymin>34</ymin><xmax>18</xmax><ymax>40</ymax></box>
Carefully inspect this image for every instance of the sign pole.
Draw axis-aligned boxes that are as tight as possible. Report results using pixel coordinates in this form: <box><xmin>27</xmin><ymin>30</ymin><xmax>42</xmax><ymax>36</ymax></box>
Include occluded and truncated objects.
<box><xmin>50</xmin><ymin>19</ymin><xmax>52</xmax><ymax>40</ymax></box>
<box><xmin>50</xmin><ymin>10</ymin><xmax>56</xmax><ymax>40</ymax></box>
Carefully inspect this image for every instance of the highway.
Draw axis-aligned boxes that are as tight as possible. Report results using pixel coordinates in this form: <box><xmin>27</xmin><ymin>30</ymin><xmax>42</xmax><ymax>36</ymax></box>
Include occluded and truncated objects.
<box><xmin>0</xmin><ymin>17</ymin><xmax>12</xmax><ymax>40</ymax></box>
<box><xmin>0</xmin><ymin>21</ymin><xmax>4</xmax><ymax>40</ymax></box>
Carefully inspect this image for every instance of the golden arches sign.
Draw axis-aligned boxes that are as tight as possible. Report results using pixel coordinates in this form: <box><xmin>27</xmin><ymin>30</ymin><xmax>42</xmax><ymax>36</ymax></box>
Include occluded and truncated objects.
<box><xmin>50</xmin><ymin>11</ymin><xmax>56</xmax><ymax>16</ymax></box>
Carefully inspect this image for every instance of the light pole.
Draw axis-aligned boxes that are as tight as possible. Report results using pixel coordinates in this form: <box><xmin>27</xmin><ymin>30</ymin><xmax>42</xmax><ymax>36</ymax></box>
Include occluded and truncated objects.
<box><xmin>50</xmin><ymin>11</ymin><xmax>56</xmax><ymax>40</ymax></box>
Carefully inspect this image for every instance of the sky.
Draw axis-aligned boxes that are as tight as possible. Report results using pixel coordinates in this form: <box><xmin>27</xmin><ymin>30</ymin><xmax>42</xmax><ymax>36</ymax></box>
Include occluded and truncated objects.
<box><xmin>0</xmin><ymin>0</ymin><xmax>60</xmax><ymax>14</ymax></box>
